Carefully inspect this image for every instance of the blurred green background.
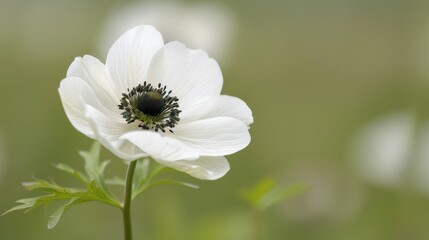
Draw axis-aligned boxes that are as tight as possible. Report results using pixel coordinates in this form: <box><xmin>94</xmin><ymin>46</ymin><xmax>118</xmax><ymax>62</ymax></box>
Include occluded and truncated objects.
<box><xmin>2</xmin><ymin>0</ymin><xmax>429</xmax><ymax>239</ymax></box>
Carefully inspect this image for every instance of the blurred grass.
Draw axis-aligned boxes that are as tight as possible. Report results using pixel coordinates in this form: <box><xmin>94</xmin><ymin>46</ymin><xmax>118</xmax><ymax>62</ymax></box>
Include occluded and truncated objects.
<box><xmin>2</xmin><ymin>0</ymin><xmax>429</xmax><ymax>239</ymax></box>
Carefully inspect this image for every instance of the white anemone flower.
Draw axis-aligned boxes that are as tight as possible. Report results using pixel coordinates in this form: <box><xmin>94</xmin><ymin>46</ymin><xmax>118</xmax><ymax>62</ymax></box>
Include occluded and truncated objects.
<box><xmin>350</xmin><ymin>112</ymin><xmax>414</xmax><ymax>188</ymax></box>
<box><xmin>59</xmin><ymin>25</ymin><xmax>252</xmax><ymax>180</ymax></box>
<box><xmin>99</xmin><ymin>0</ymin><xmax>236</xmax><ymax>64</ymax></box>
<box><xmin>350</xmin><ymin>112</ymin><xmax>429</xmax><ymax>195</ymax></box>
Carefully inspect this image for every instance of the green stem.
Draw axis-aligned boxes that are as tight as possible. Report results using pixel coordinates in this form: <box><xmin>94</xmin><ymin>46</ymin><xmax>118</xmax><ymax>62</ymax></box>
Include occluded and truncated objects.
<box><xmin>123</xmin><ymin>160</ymin><xmax>138</xmax><ymax>240</ymax></box>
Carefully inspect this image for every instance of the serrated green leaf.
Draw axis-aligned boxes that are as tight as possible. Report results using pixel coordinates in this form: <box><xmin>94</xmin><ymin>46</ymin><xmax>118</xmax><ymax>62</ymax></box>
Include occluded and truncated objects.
<box><xmin>79</xmin><ymin>141</ymin><xmax>101</xmax><ymax>180</ymax></box>
<box><xmin>77</xmin><ymin>142</ymin><xmax>119</xmax><ymax>204</ymax></box>
<box><xmin>48</xmin><ymin>198</ymin><xmax>81</xmax><ymax>229</ymax></box>
<box><xmin>4</xmin><ymin>176</ymin><xmax>122</xmax><ymax>219</ymax></box>
<box><xmin>53</xmin><ymin>163</ymin><xmax>88</xmax><ymax>183</ymax></box>
<box><xmin>4</xmin><ymin>141</ymin><xmax>124</xmax><ymax>230</ymax></box>
<box><xmin>80</xmin><ymin>180</ymin><xmax>120</xmax><ymax>207</ymax></box>
<box><xmin>2</xmin><ymin>197</ymin><xmax>40</xmax><ymax>216</ymax></box>
<box><xmin>23</xmin><ymin>179</ymin><xmax>74</xmax><ymax>194</ymax></box>
<box><xmin>47</xmin><ymin>205</ymin><xmax>66</xmax><ymax>229</ymax></box>
<box><xmin>94</xmin><ymin>160</ymin><xmax>117</xmax><ymax>199</ymax></box>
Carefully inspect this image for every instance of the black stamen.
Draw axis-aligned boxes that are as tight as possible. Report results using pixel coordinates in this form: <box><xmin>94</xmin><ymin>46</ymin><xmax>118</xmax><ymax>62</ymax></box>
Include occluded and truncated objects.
<box><xmin>118</xmin><ymin>81</ymin><xmax>181</xmax><ymax>132</ymax></box>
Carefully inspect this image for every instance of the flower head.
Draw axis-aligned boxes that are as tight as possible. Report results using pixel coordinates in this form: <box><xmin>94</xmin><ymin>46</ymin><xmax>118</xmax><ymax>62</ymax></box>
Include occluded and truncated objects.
<box><xmin>350</xmin><ymin>112</ymin><xmax>429</xmax><ymax>194</ymax></box>
<box><xmin>59</xmin><ymin>26</ymin><xmax>252</xmax><ymax>180</ymax></box>
<box><xmin>99</xmin><ymin>1</ymin><xmax>236</xmax><ymax>64</ymax></box>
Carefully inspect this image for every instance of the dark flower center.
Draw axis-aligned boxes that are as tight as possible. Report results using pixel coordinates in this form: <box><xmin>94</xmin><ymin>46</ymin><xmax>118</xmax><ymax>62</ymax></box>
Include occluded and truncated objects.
<box><xmin>137</xmin><ymin>91</ymin><xmax>165</xmax><ymax>116</ymax></box>
<box><xmin>118</xmin><ymin>82</ymin><xmax>180</xmax><ymax>133</ymax></box>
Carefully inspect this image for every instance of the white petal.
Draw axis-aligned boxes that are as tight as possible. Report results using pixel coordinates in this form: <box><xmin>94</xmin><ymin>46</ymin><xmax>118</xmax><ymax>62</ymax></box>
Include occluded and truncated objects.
<box><xmin>84</xmin><ymin>105</ymin><xmax>148</xmax><ymax>161</ymax></box>
<box><xmin>147</xmin><ymin>41</ymin><xmax>223</xmax><ymax>121</ymax></box>
<box><xmin>119</xmin><ymin>131</ymin><xmax>199</xmax><ymax>161</ymax></box>
<box><xmin>351</xmin><ymin>112</ymin><xmax>413</xmax><ymax>187</ymax></box>
<box><xmin>58</xmin><ymin>77</ymin><xmax>103</xmax><ymax>138</ymax></box>
<box><xmin>172</xmin><ymin>117</ymin><xmax>251</xmax><ymax>156</ymax></box>
<box><xmin>106</xmin><ymin>25</ymin><xmax>164</xmax><ymax>92</ymax></box>
<box><xmin>202</xmin><ymin>95</ymin><xmax>253</xmax><ymax>125</ymax></box>
<box><xmin>67</xmin><ymin>55</ymin><xmax>120</xmax><ymax>112</ymax></box>
<box><xmin>156</xmin><ymin>156</ymin><xmax>230</xmax><ymax>180</ymax></box>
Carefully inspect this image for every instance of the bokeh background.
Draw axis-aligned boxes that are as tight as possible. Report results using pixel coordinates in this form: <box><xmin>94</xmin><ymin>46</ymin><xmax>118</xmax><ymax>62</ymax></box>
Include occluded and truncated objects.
<box><xmin>2</xmin><ymin>0</ymin><xmax>429</xmax><ymax>239</ymax></box>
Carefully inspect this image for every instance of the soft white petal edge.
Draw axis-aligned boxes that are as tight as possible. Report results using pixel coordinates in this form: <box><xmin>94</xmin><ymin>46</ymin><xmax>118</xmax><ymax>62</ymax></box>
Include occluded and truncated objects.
<box><xmin>66</xmin><ymin>55</ymin><xmax>120</xmax><ymax>111</ymax></box>
<box><xmin>119</xmin><ymin>131</ymin><xmax>200</xmax><ymax>161</ymax></box>
<box><xmin>202</xmin><ymin>95</ymin><xmax>253</xmax><ymax>125</ymax></box>
<box><xmin>106</xmin><ymin>25</ymin><xmax>164</xmax><ymax>93</ymax></box>
<box><xmin>156</xmin><ymin>156</ymin><xmax>230</xmax><ymax>180</ymax></box>
<box><xmin>58</xmin><ymin>77</ymin><xmax>102</xmax><ymax>138</ymax></box>
<box><xmin>172</xmin><ymin>117</ymin><xmax>251</xmax><ymax>156</ymax></box>
<box><xmin>85</xmin><ymin>105</ymin><xmax>149</xmax><ymax>161</ymax></box>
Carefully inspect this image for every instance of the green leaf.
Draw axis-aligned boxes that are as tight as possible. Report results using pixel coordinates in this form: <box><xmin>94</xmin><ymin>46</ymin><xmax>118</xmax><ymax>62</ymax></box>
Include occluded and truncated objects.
<box><xmin>78</xmin><ymin>180</ymin><xmax>121</xmax><ymax>207</ymax></box>
<box><xmin>3</xmin><ymin>142</ymin><xmax>123</xmax><ymax>223</ymax></box>
<box><xmin>241</xmin><ymin>178</ymin><xmax>276</xmax><ymax>206</ymax></box>
<box><xmin>130</xmin><ymin>160</ymin><xmax>199</xmax><ymax>199</ymax></box>
<box><xmin>78</xmin><ymin>142</ymin><xmax>119</xmax><ymax>203</ymax></box>
<box><xmin>3</xmin><ymin>178</ymin><xmax>121</xmax><ymax>220</ymax></box>
<box><xmin>48</xmin><ymin>198</ymin><xmax>82</xmax><ymax>229</ymax></box>
<box><xmin>147</xmin><ymin>179</ymin><xmax>199</xmax><ymax>191</ymax></box>
<box><xmin>132</xmin><ymin>163</ymin><xmax>169</xmax><ymax>199</ymax></box>
<box><xmin>241</xmin><ymin>178</ymin><xmax>308</xmax><ymax>211</ymax></box>
<box><xmin>2</xmin><ymin>197</ymin><xmax>40</xmax><ymax>216</ymax></box>
<box><xmin>133</xmin><ymin>159</ymin><xmax>150</xmax><ymax>186</ymax></box>
<box><xmin>132</xmin><ymin>159</ymin><xmax>150</xmax><ymax>197</ymax></box>
<box><xmin>4</xmin><ymin>142</ymin><xmax>202</xmax><ymax>230</ymax></box>
<box><xmin>53</xmin><ymin>163</ymin><xmax>88</xmax><ymax>183</ymax></box>
<box><xmin>105</xmin><ymin>176</ymin><xmax>125</xmax><ymax>186</ymax></box>
<box><xmin>79</xmin><ymin>141</ymin><xmax>101</xmax><ymax>180</ymax></box>
<box><xmin>258</xmin><ymin>183</ymin><xmax>308</xmax><ymax>211</ymax></box>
